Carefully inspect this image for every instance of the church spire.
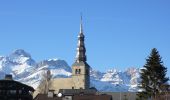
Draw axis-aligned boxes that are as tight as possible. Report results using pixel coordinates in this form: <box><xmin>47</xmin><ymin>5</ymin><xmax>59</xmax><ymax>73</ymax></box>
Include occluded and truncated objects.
<box><xmin>80</xmin><ymin>15</ymin><xmax>83</xmax><ymax>33</ymax></box>
<box><xmin>75</xmin><ymin>16</ymin><xmax>87</xmax><ymax>62</ymax></box>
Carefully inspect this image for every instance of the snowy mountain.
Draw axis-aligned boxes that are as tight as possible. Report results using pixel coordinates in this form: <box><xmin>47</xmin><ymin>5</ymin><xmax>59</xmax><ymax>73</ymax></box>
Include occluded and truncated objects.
<box><xmin>0</xmin><ymin>49</ymin><xmax>36</xmax><ymax>79</ymax></box>
<box><xmin>0</xmin><ymin>49</ymin><xmax>140</xmax><ymax>92</ymax></box>
<box><xmin>90</xmin><ymin>67</ymin><xmax>140</xmax><ymax>92</ymax></box>
<box><xmin>0</xmin><ymin>49</ymin><xmax>72</xmax><ymax>88</ymax></box>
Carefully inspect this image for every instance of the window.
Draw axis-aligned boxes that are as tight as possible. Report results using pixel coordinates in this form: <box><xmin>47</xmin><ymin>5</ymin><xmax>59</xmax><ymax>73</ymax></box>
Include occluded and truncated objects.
<box><xmin>75</xmin><ymin>69</ymin><xmax>78</xmax><ymax>74</ymax></box>
<box><xmin>19</xmin><ymin>90</ymin><xmax>22</xmax><ymax>94</ymax></box>
<box><xmin>10</xmin><ymin>90</ymin><xmax>16</xmax><ymax>94</ymax></box>
<box><xmin>75</xmin><ymin>69</ymin><xmax>81</xmax><ymax>74</ymax></box>
<box><xmin>78</xmin><ymin>69</ymin><xmax>81</xmax><ymax>74</ymax></box>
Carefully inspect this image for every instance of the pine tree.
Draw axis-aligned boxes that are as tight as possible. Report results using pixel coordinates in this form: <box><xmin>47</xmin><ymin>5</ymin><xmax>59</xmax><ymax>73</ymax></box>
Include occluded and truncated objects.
<box><xmin>137</xmin><ymin>48</ymin><xmax>169</xmax><ymax>100</ymax></box>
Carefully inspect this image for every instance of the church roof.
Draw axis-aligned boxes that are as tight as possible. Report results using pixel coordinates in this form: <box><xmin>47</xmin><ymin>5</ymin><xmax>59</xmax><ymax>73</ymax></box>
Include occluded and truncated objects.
<box><xmin>75</xmin><ymin>16</ymin><xmax>87</xmax><ymax>63</ymax></box>
<box><xmin>72</xmin><ymin>61</ymin><xmax>90</xmax><ymax>67</ymax></box>
<box><xmin>58</xmin><ymin>89</ymin><xmax>97</xmax><ymax>95</ymax></box>
<box><xmin>34</xmin><ymin>93</ymin><xmax>112</xmax><ymax>100</ymax></box>
<box><xmin>34</xmin><ymin>94</ymin><xmax>62</xmax><ymax>100</ymax></box>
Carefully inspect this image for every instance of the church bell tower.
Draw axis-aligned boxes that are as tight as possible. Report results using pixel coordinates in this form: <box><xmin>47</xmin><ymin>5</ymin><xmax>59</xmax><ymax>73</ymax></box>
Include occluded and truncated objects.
<box><xmin>72</xmin><ymin>16</ymin><xmax>90</xmax><ymax>89</ymax></box>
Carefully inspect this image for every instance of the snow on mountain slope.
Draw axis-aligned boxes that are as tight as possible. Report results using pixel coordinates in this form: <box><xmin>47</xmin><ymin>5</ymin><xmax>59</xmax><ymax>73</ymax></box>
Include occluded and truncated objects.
<box><xmin>101</xmin><ymin>69</ymin><xmax>123</xmax><ymax>84</ymax></box>
<box><xmin>90</xmin><ymin>68</ymin><xmax>104</xmax><ymax>80</ymax></box>
<box><xmin>21</xmin><ymin>59</ymin><xmax>72</xmax><ymax>89</ymax></box>
<box><xmin>91</xmin><ymin>79</ymin><xmax>129</xmax><ymax>92</ymax></box>
<box><xmin>0</xmin><ymin>49</ymin><xmax>36</xmax><ymax>79</ymax></box>
<box><xmin>19</xmin><ymin>65</ymin><xmax>72</xmax><ymax>89</ymax></box>
<box><xmin>90</xmin><ymin>68</ymin><xmax>140</xmax><ymax>92</ymax></box>
<box><xmin>0</xmin><ymin>49</ymin><xmax>140</xmax><ymax>92</ymax></box>
<box><xmin>37</xmin><ymin>59</ymin><xmax>71</xmax><ymax>72</ymax></box>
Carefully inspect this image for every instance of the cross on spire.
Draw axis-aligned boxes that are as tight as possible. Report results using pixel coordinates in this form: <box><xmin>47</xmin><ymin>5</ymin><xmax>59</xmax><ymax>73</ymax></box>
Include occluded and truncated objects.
<box><xmin>80</xmin><ymin>14</ymin><xmax>83</xmax><ymax>34</ymax></box>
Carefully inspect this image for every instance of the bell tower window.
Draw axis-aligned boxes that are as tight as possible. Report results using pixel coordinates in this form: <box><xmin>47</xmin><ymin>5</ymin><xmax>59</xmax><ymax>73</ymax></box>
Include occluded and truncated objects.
<box><xmin>78</xmin><ymin>69</ymin><xmax>81</xmax><ymax>74</ymax></box>
<box><xmin>75</xmin><ymin>69</ymin><xmax>81</xmax><ymax>74</ymax></box>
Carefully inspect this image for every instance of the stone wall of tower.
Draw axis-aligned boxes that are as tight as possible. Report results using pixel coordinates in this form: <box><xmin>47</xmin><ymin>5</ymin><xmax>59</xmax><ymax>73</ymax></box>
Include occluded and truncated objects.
<box><xmin>71</xmin><ymin>62</ymin><xmax>90</xmax><ymax>89</ymax></box>
<box><xmin>84</xmin><ymin>66</ymin><xmax>90</xmax><ymax>89</ymax></box>
<box><xmin>72</xmin><ymin>65</ymin><xmax>85</xmax><ymax>89</ymax></box>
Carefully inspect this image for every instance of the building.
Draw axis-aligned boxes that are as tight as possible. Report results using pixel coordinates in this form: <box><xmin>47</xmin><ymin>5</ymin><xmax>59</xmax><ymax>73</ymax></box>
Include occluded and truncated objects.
<box><xmin>48</xmin><ymin>17</ymin><xmax>90</xmax><ymax>93</ymax></box>
<box><xmin>34</xmin><ymin>17</ymin><xmax>112</xmax><ymax>100</ymax></box>
<box><xmin>34</xmin><ymin>93</ymin><xmax>112</xmax><ymax>100</ymax></box>
<box><xmin>100</xmin><ymin>92</ymin><xmax>137</xmax><ymax>100</ymax></box>
<box><xmin>0</xmin><ymin>74</ymin><xmax>34</xmax><ymax>100</ymax></box>
<box><xmin>34</xmin><ymin>94</ymin><xmax>62</xmax><ymax>100</ymax></box>
<box><xmin>34</xmin><ymin>89</ymin><xmax>112</xmax><ymax>100</ymax></box>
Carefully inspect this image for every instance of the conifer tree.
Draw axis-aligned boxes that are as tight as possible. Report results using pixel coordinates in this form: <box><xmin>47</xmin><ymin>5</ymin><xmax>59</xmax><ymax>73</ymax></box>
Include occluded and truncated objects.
<box><xmin>137</xmin><ymin>48</ymin><xmax>169</xmax><ymax>100</ymax></box>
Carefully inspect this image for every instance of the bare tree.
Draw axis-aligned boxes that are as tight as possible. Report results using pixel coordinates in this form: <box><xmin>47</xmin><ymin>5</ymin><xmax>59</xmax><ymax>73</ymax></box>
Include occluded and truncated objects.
<box><xmin>37</xmin><ymin>70</ymin><xmax>52</xmax><ymax>94</ymax></box>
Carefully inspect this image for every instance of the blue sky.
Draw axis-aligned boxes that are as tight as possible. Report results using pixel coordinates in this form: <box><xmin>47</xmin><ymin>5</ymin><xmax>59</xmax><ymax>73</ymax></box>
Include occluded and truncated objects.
<box><xmin>0</xmin><ymin>0</ymin><xmax>170</xmax><ymax>76</ymax></box>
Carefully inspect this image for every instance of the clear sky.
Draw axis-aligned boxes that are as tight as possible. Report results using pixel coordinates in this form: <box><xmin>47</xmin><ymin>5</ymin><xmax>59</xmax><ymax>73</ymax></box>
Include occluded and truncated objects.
<box><xmin>0</xmin><ymin>0</ymin><xmax>170</xmax><ymax>76</ymax></box>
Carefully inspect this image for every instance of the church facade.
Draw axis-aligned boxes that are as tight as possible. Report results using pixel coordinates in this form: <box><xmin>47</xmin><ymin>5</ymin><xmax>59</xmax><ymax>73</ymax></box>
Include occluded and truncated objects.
<box><xmin>49</xmin><ymin>17</ymin><xmax>90</xmax><ymax>92</ymax></box>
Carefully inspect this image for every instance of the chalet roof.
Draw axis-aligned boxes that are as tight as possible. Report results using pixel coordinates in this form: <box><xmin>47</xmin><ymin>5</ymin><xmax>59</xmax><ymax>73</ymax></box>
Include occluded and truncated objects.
<box><xmin>73</xmin><ymin>94</ymin><xmax>112</xmax><ymax>100</ymax></box>
<box><xmin>0</xmin><ymin>79</ymin><xmax>34</xmax><ymax>91</ymax></box>
<box><xmin>34</xmin><ymin>94</ymin><xmax>112</xmax><ymax>100</ymax></box>
<box><xmin>34</xmin><ymin>94</ymin><xmax>62</xmax><ymax>100</ymax></box>
<box><xmin>58</xmin><ymin>89</ymin><xmax>97</xmax><ymax>95</ymax></box>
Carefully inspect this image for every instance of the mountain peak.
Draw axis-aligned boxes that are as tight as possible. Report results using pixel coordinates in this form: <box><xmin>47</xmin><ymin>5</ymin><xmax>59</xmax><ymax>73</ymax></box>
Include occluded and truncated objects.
<box><xmin>107</xmin><ymin>68</ymin><xmax>118</xmax><ymax>74</ymax></box>
<box><xmin>48</xmin><ymin>58</ymin><xmax>59</xmax><ymax>61</ymax></box>
<box><xmin>37</xmin><ymin>59</ymin><xmax>71</xmax><ymax>72</ymax></box>
<box><xmin>11</xmin><ymin>49</ymin><xmax>31</xmax><ymax>58</ymax></box>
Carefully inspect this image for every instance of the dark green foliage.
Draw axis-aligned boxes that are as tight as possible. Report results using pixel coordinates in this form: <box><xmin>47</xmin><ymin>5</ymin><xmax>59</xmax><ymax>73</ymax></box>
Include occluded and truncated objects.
<box><xmin>137</xmin><ymin>48</ymin><xmax>169</xmax><ymax>100</ymax></box>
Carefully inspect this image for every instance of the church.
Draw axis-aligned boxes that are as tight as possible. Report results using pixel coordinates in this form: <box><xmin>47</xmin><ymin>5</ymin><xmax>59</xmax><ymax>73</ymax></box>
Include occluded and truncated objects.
<box><xmin>34</xmin><ymin>18</ymin><xmax>113</xmax><ymax>100</ymax></box>
<box><xmin>49</xmin><ymin>17</ymin><xmax>90</xmax><ymax>92</ymax></box>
